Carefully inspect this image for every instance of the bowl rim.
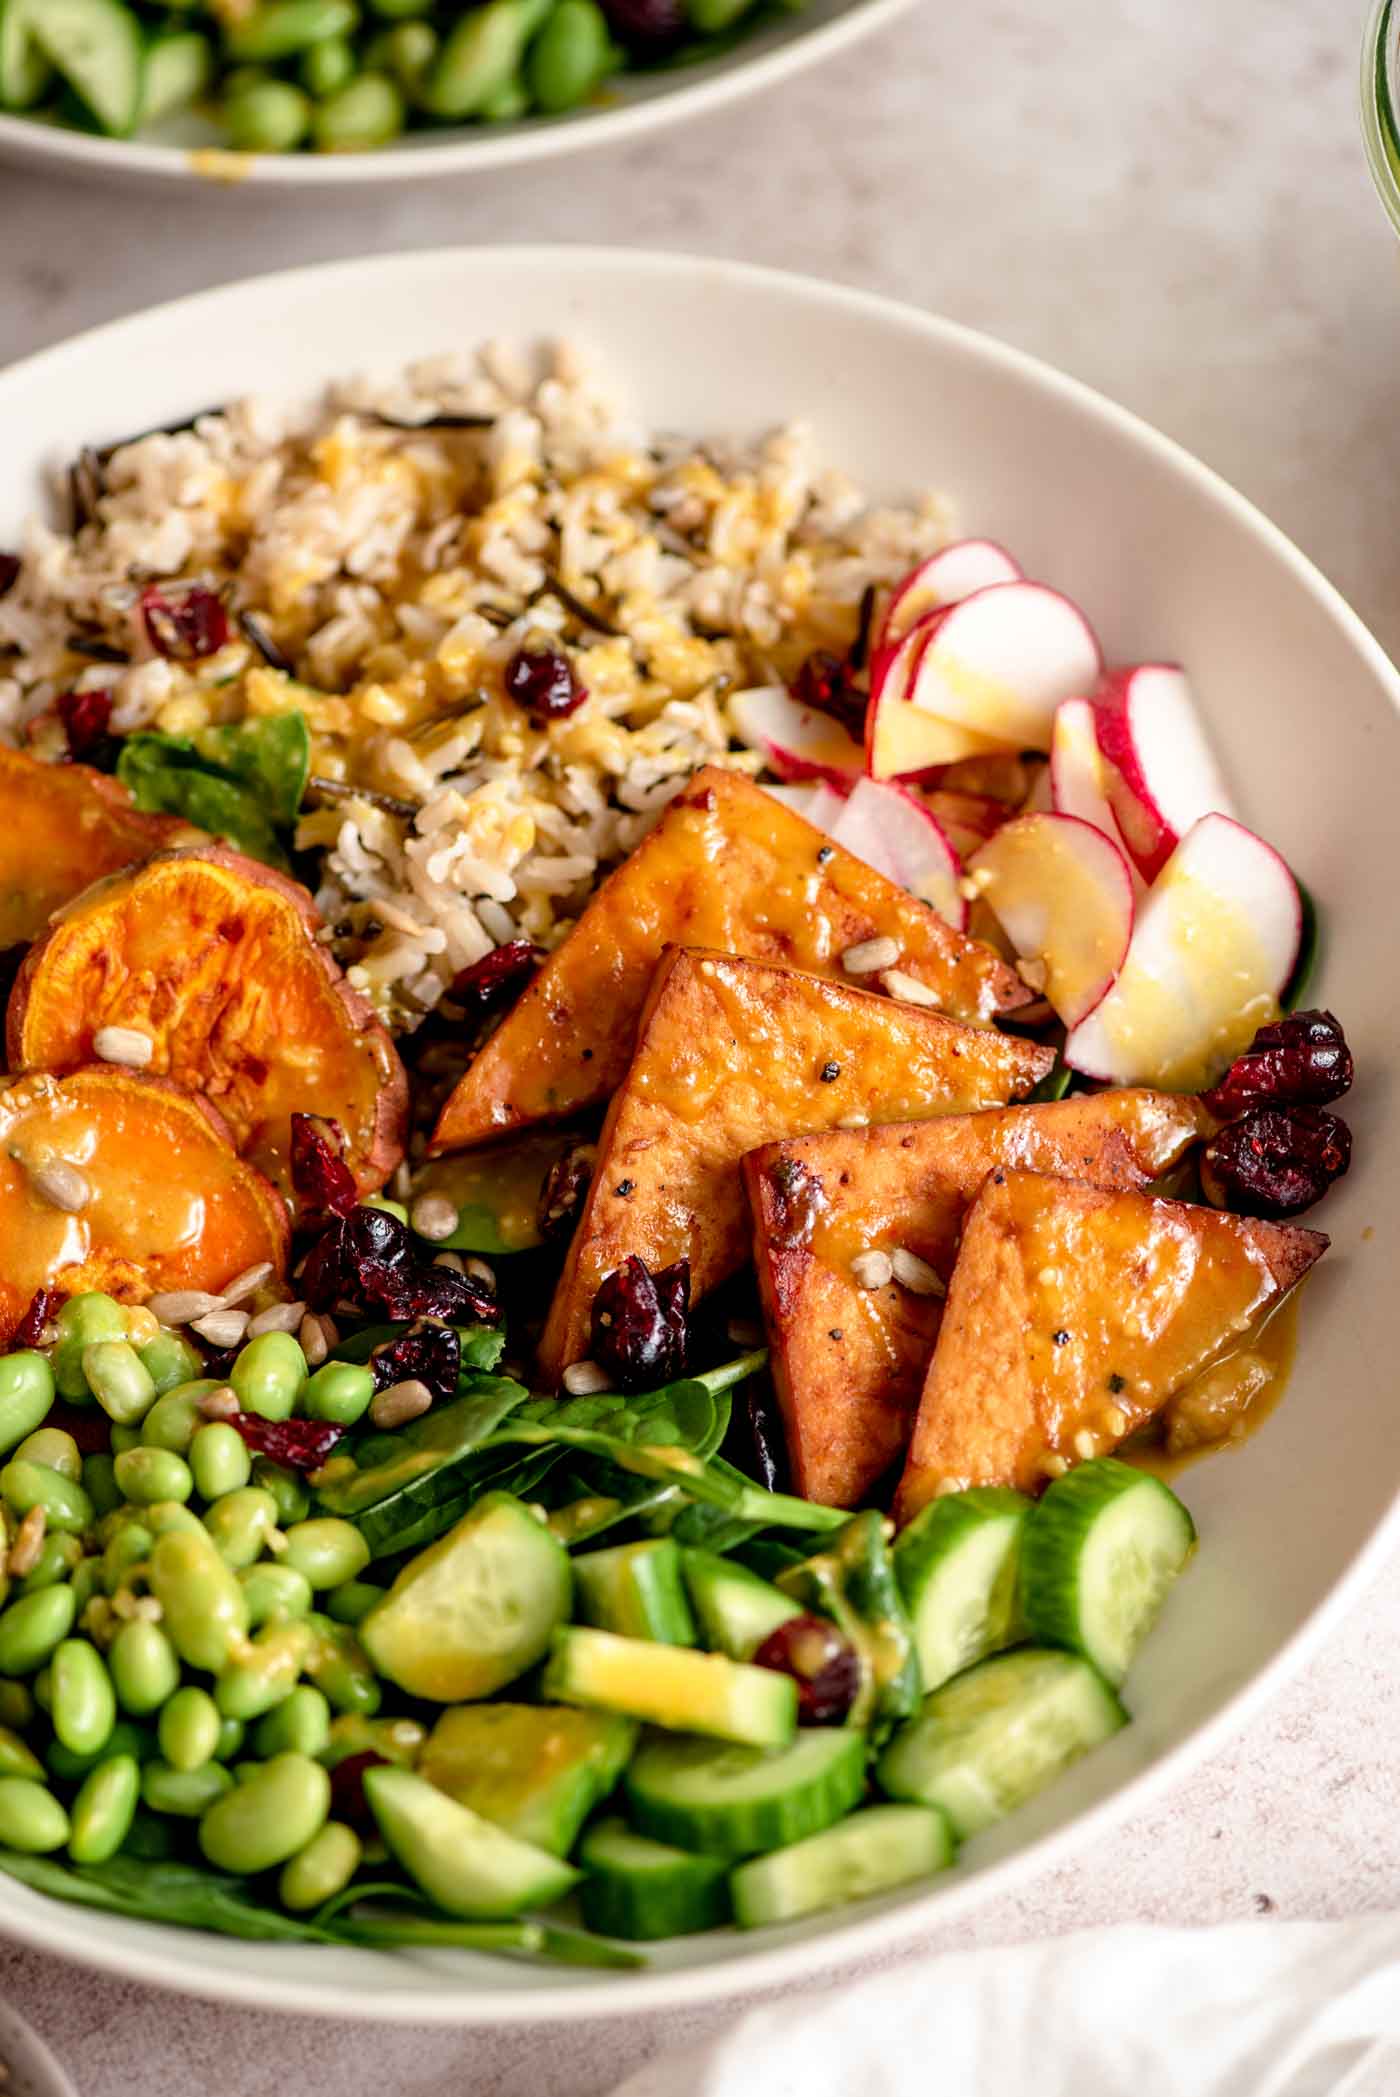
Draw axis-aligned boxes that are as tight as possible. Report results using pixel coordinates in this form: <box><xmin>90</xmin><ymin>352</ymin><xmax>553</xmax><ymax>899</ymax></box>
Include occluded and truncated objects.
<box><xmin>1361</xmin><ymin>0</ymin><xmax>1400</xmax><ymax>238</ymax></box>
<box><xmin>2</xmin><ymin>241</ymin><xmax>1399</xmax><ymax>2025</ymax></box>
<box><xmin>0</xmin><ymin>0</ymin><xmax>913</xmax><ymax>189</ymax></box>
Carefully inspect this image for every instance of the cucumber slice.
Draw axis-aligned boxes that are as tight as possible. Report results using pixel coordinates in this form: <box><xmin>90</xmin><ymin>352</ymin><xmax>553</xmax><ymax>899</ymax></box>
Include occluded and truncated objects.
<box><xmin>876</xmin><ymin>1647</ymin><xmax>1126</xmax><ymax>1840</ymax></box>
<box><xmin>625</xmin><ymin>1726</ymin><xmax>867</xmax><ymax>1858</ymax></box>
<box><xmin>578</xmin><ymin>1816</ymin><xmax>730</xmax><ymax>1939</ymax></box>
<box><xmin>418</xmin><ymin>1703</ymin><xmax>636</xmax><ymax>1856</ymax></box>
<box><xmin>0</xmin><ymin>0</ymin><xmax>52</xmax><ymax>110</ymax></box>
<box><xmin>360</xmin><ymin>1492</ymin><xmax>571</xmax><ymax>1703</ymax></box>
<box><xmin>1021</xmin><ymin>1458</ymin><xmax>1196</xmax><ymax>1686</ymax></box>
<box><xmin>894</xmin><ymin>1488</ymin><xmax>1030</xmax><ymax>1693</ymax></box>
<box><xmin>544</xmin><ymin>1627</ymin><xmax>796</xmax><ymax>1748</ymax></box>
<box><xmin>730</xmin><ymin>1802</ymin><xmax>953</xmax><ymax>1928</ymax></box>
<box><xmin>575</xmin><ymin>1539</ymin><xmax>697</xmax><ymax>1646</ymax></box>
<box><xmin>683</xmin><ymin>1549</ymin><xmax>800</xmax><ymax>1660</ymax></box>
<box><xmin>141</xmin><ymin>28</ymin><xmax>212</xmax><ymax>123</ymax></box>
<box><xmin>28</xmin><ymin>0</ymin><xmax>143</xmax><ymax>136</ymax></box>
<box><xmin>363</xmin><ymin>1762</ymin><xmax>579</xmax><ymax>1919</ymax></box>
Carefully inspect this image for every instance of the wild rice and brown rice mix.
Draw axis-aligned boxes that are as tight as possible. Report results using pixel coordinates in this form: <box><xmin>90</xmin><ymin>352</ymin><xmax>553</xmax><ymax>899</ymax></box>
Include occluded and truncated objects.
<box><xmin>0</xmin><ymin>340</ymin><xmax>953</xmax><ymax>1035</ymax></box>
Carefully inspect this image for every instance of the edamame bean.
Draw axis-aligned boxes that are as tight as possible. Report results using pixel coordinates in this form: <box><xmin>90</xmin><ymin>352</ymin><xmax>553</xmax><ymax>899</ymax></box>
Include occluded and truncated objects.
<box><xmin>479</xmin><ymin>74</ymin><xmax>529</xmax><ymax>121</ymax></box>
<box><xmin>224</xmin><ymin>77</ymin><xmax>313</xmax><ymax>151</ymax></box>
<box><xmin>18</xmin><ymin>1532</ymin><xmax>82</xmax><ymax>1595</ymax></box>
<box><xmin>82</xmin><ymin>1454</ymin><xmax>122</xmax><ymax>1518</ymax></box>
<box><xmin>299</xmin><ymin>1362</ymin><xmax>374</xmax><ymax>1427</ymax></box>
<box><xmin>31</xmin><ymin>1666</ymin><xmax>51</xmax><ymax>1712</ymax></box>
<box><xmin>0</xmin><ymin>1680</ymin><xmax>34</xmax><ymax>1731</ymax></box>
<box><xmin>205</xmin><ymin>1486</ymin><xmax>278</xmax><ymax>1569</ymax></box>
<box><xmin>300</xmin><ymin>32</ymin><xmax>355</xmax><ymax>94</ymax></box>
<box><xmin>147</xmin><ymin>1530</ymin><xmax>248</xmax><ymax>1675</ymax></box>
<box><xmin>364</xmin><ymin>20</ymin><xmax>436</xmax><ymax>92</ymax></box>
<box><xmin>303</xmin><ymin>1615</ymin><xmax>380</xmax><ymax>1717</ymax></box>
<box><xmin>142</xmin><ymin>1758</ymin><xmax>234</xmax><ymax>1819</ymax></box>
<box><xmin>108</xmin><ymin>1619</ymin><xmax>181</xmax><ymax>1716</ymax></box>
<box><xmin>158</xmin><ymin>1685</ymin><xmax>223</xmax><ymax>1772</ymax></box>
<box><xmin>215</xmin><ymin>1621</ymin><xmax>314</xmax><ymax>1722</ymax></box>
<box><xmin>120</xmin><ymin>1806</ymin><xmax>176</xmax><ymax>1860</ymax></box>
<box><xmin>199</xmin><ymin>1751</ymin><xmax>330</xmax><ymax>1873</ymax></box>
<box><xmin>238</xmin><ymin>1561</ymin><xmax>313</xmax><ymax>1629</ymax></box>
<box><xmin>225</xmin><ymin>0</ymin><xmax>358</xmax><ymax>61</ymax></box>
<box><xmin>144</xmin><ymin>1501</ymin><xmax>206</xmax><ymax>1539</ymax></box>
<box><xmin>50</xmin><ymin>1638</ymin><xmax>116</xmax><ymax>1757</ymax></box>
<box><xmin>368</xmin><ymin>0</ymin><xmax>432</xmax><ymax>15</ymax></box>
<box><xmin>0</xmin><ymin>1724</ymin><xmax>43</xmax><ymax>1778</ymax></box>
<box><xmin>686</xmin><ymin>0</ymin><xmax>757</xmax><ymax>26</ymax></box>
<box><xmin>324</xmin><ymin>1579</ymin><xmax>381</xmax><ymax>1627</ymax></box>
<box><xmin>45</xmin><ymin>1720</ymin><xmax>154</xmax><ymax>1784</ymax></box>
<box><xmin>0</xmin><ymin>1583</ymin><xmax>76</xmax><ymax>1675</ymax></box>
<box><xmin>323</xmin><ymin>1712</ymin><xmax>425</xmax><ymax>1768</ymax></box>
<box><xmin>71</xmin><ymin>1558</ymin><xmax>104</xmax><ymax>1613</ymax></box>
<box><xmin>189</xmin><ymin>1423</ymin><xmax>251</xmax><ymax>1503</ymax></box>
<box><xmin>139</xmin><ymin>1332</ymin><xmax>203</xmax><ymax>1397</ymax></box>
<box><xmin>68</xmin><ymin>1752</ymin><xmax>140</xmax><ymax>1865</ymax></box>
<box><xmin>251</xmin><ymin>1461</ymin><xmax>309</xmax><ymax>1526</ymax></box>
<box><xmin>0</xmin><ymin>1351</ymin><xmax>56</xmax><ymax>1455</ymax></box>
<box><xmin>1</xmin><ymin>1460</ymin><xmax>94</xmax><ymax>1534</ymax></box>
<box><xmin>230</xmin><ymin>1333</ymin><xmax>307</xmax><ymax>1424</ymax></box>
<box><xmin>113</xmin><ymin>1448</ymin><xmax>193</xmax><ymax>1508</ymax></box>
<box><xmin>101</xmin><ymin>1522</ymin><xmax>153</xmax><ymax>1595</ymax></box>
<box><xmin>14</xmin><ymin>1429</ymin><xmax>81</xmax><ymax>1484</ymax></box>
<box><xmin>142</xmin><ymin>1385</ymin><xmax>216</xmax><ymax>1456</ymax></box>
<box><xmin>422</xmin><ymin>0</ymin><xmax>550</xmax><ymax>117</ymax></box>
<box><xmin>253</xmin><ymin>1684</ymin><xmax>330</xmax><ymax>1759</ymax></box>
<box><xmin>280</xmin><ymin>1519</ymin><xmax>369</xmax><ymax>1591</ymax></box>
<box><xmin>215</xmin><ymin>1716</ymin><xmax>245</xmax><ymax>1761</ymax></box>
<box><xmin>53</xmin><ymin>1294</ymin><xmax>126</xmax><ymax>1400</ymax></box>
<box><xmin>84</xmin><ymin>1341</ymin><xmax>157</xmax><ymax>1427</ymax></box>
<box><xmin>279</xmin><ymin>1819</ymin><xmax>361</xmax><ymax>1910</ymax></box>
<box><xmin>109</xmin><ymin>1425</ymin><xmax>141</xmax><ymax>1456</ymax></box>
<box><xmin>0</xmin><ymin>1775</ymin><xmax>69</xmax><ymax>1853</ymax></box>
<box><xmin>525</xmin><ymin>0</ymin><xmax>614</xmax><ymax>113</ymax></box>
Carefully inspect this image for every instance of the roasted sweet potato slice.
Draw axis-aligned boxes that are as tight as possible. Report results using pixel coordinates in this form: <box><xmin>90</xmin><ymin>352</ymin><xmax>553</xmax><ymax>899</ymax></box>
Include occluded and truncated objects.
<box><xmin>432</xmin><ymin>765</ymin><xmax>1030</xmax><ymax>1154</ymax></box>
<box><xmin>7</xmin><ymin>845</ymin><xmax>407</xmax><ymax>1215</ymax></box>
<box><xmin>0</xmin><ymin>1067</ymin><xmax>289</xmax><ymax>1343</ymax></box>
<box><xmin>0</xmin><ymin>745</ymin><xmax>191</xmax><ymax>948</ymax></box>
<box><xmin>894</xmin><ymin>1168</ymin><xmax>1327</xmax><ymax>1522</ymax></box>
<box><xmin>536</xmin><ymin>947</ymin><xmax>1052</xmax><ymax>1384</ymax></box>
<box><xmin>744</xmin><ymin>1090</ymin><xmax>1206</xmax><ymax>1508</ymax></box>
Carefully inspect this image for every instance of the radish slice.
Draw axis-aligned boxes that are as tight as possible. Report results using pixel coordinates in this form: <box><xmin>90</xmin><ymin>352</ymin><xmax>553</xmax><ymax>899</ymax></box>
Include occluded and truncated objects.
<box><xmin>969</xmin><ymin>813</ymin><xmax>1134</xmax><ymax>1028</ymax></box>
<box><xmin>1091</xmin><ymin>665</ymin><xmax>1234</xmax><ymax>881</ymax></box>
<box><xmin>1050</xmin><ymin>698</ymin><xmax>1143</xmax><ymax>891</ymax></box>
<box><xmin>866</xmin><ymin>620</ymin><xmax>1005</xmax><ymax>780</ymax></box>
<box><xmin>880</xmin><ymin>541</ymin><xmax>1023</xmax><ymax>651</ymax></box>
<box><xmin>762</xmin><ymin>781</ymin><xmax>850</xmax><ymax>828</ymax></box>
<box><xmin>729</xmin><ymin>686</ymin><xmax>864</xmax><ymax>787</ymax></box>
<box><xmin>900</xmin><ymin>582</ymin><xmax>1102</xmax><ymax>752</ymax></box>
<box><xmin>829</xmin><ymin>777</ymin><xmax>967</xmax><ymax>930</ymax></box>
<box><xmin>1065</xmin><ymin>813</ymin><xmax>1302</xmax><ymax>1089</ymax></box>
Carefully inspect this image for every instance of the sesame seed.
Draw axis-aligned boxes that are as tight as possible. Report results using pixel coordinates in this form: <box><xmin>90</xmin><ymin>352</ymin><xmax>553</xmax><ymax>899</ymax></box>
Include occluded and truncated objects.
<box><xmin>851</xmin><ymin>1249</ymin><xmax>893</xmax><ymax>1290</ymax></box>
<box><xmin>1073</xmin><ymin>1429</ymin><xmax>1097</xmax><ymax>1460</ymax></box>
<box><xmin>410</xmin><ymin>1193</ymin><xmax>460</xmax><ymax>1242</ymax></box>
<box><xmin>891</xmin><ymin>1247</ymin><xmax>945</xmax><ymax>1297</ymax></box>
<box><xmin>1103</xmin><ymin>1406</ymin><xmax>1127</xmax><ymax>1437</ymax></box>
<box><xmin>30</xmin><ymin>1160</ymin><xmax>92</xmax><ymax>1213</ymax></box>
<box><xmin>1041</xmin><ymin>1453</ymin><xmax>1069</xmax><ymax>1479</ymax></box>
<box><xmin>841</xmin><ymin>934</ymin><xmax>901</xmax><ymax>976</ymax></box>
<box><xmin>880</xmin><ymin>968</ymin><xmax>941</xmax><ymax>1008</ymax></box>
<box><xmin>93</xmin><ymin>1024</ymin><xmax>155</xmax><ymax>1069</ymax></box>
<box><xmin>562</xmin><ymin>1359</ymin><xmax>611</xmax><ymax>1396</ymax></box>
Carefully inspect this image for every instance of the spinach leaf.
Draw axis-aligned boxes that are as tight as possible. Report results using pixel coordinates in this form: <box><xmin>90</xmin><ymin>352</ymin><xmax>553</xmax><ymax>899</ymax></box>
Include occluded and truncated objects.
<box><xmin>0</xmin><ymin>1849</ymin><xmax>340</xmax><ymax>1943</ymax></box>
<box><xmin>331</xmin><ymin>1322</ymin><xmax>506</xmax><ymax>1378</ymax></box>
<box><xmin>117</xmin><ymin>712</ymin><xmax>311</xmax><ymax>870</ymax></box>
<box><xmin>316</xmin><ymin>1375</ymin><xmax>530</xmax><ymax>1522</ymax></box>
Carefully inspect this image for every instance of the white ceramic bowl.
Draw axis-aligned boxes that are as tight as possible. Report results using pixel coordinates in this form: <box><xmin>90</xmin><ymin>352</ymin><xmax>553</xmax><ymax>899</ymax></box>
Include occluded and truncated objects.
<box><xmin>0</xmin><ymin>0</ymin><xmax>911</xmax><ymax>189</ymax></box>
<box><xmin>1</xmin><ymin>245</ymin><xmax>1397</xmax><ymax>2023</ymax></box>
<box><xmin>0</xmin><ymin>2001</ymin><xmax>78</xmax><ymax>2097</ymax></box>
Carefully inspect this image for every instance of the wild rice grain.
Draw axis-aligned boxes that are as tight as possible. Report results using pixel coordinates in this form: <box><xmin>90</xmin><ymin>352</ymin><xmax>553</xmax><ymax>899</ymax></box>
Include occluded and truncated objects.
<box><xmin>92</xmin><ymin>1025</ymin><xmax>155</xmax><ymax>1069</ymax></box>
<box><xmin>841</xmin><ymin>935</ymin><xmax>901</xmax><ymax>976</ymax></box>
<box><xmin>370</xmin><ymin>1379</ymin><xmax>434</xmax><ymax>1429</ymax></box>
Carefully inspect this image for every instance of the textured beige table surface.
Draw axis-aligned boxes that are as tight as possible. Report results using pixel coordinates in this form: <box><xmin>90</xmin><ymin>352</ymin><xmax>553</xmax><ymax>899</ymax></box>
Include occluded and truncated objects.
<box><xmin>2</xmin><ymin>2</ymin><xmax>1400</xmax><ymax>2090</ymax></box>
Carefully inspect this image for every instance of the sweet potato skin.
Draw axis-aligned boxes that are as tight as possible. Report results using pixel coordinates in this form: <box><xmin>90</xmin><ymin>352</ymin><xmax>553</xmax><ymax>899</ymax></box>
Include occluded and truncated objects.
<box><xmin>7</xmin><ymin>845</ymin><xmax>408</xmax><ymax>1215</ymax></box>
<box><xmin>431</xmin><ymin>765</ymin><xmax>1030</xmax><ymax>1154</ymax></box>
<box><xmin>0</xmin><ymin>745</ymin><xmax>191</xmax><ymax>947</ymax></box>
<box><xmin>0</xmin><ymin>1067</ymin><xmax>289</xmax><ymax>1343</ymax></box>
<box><xmin>536</xmin><ymin>947</ymin><xmax>1052</xmax><ymax>1384</ymax></box>
<box><xmin>894</xmin><ymin>1168</ymin><xmax>1327</xmax><ymax>1522</ymax></box>
<box><xmin>745</xmin><ymin>1090</ymin><xmax>1206</xmax><ymax>1508</ymax></box>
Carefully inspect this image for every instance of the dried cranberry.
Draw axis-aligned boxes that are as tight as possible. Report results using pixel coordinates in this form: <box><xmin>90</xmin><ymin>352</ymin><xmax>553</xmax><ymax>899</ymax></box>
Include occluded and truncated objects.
<box><xmin>369</xmin><ymin>1319</ymin><xmax>460</xmax><ymax>1403</ymax></box>
<box><xmin>450</xmin><ymin>940</ymin><xmax>539</xmax><ymax>1013</ymax></box>
<box><xmin>1201</xmin><ymin>1009</ymin><xmax>1353</xmax><ymax>1121</ymax></box>
<box><xmin>598</xmin><ymin>0</ymin><xmax>685</xmax><ymax>48</ymax></box>
<box><xmin>791</xmin><ymin>649</ymin><xmax>865</xmax><ymax>739</ymax></box>
<box><xmin>301</xmin><ymin>1204</ymin><xmax>500</xmax><ymax>1327</ymax></box>
<box><xmin>1201</xmin><ymin>1104</ymin><xmax>1351</xmax><ymax>1218</ymax></box>
<box><xmin>753</xmin><ymin>1614</ymin><xmax>861</xmax><ymax>1725</ymax></box>
<box><xmin>0</xmin><ymin>553</ymin><xmax>20</xmax><ymax>600</ymax></box>
<box><xmin>56</xmin><ymin>687</ymin><xmax>115</xmax><ymax>765</ymax></box>
<box><xmin>537</xmin><ymin>1143</ymin><xmax>595</xmax><ymax>1242</ymax></box>
<box><xmin>11</xmin><ymin>1287</ymin><xmax>55</xmax><ymax>1351</ymax></box>
<box><xmin>328</xmin><ymin>1750</ymin><xmax>389</xmax><ymax>1830</ymax></box>
<box><xmin>504</xmin><ymin>647</ymin><xmax>586</xmax><ymax>722</ymax></box>
<box><xmin>229</xmin><ymin>1412</ymin><xmax>346</xmax><ymax>1472</ymax></box>
<box><xmin>140</xmin><ymin>582</ymin><xmax>230</xmax><ymax>662</ymax></box>
<box><xmin>289</xmin><ymin>1112</ymin><xmax>359</xmax><ymax>1219</ymax></box>
<box><xmin>589</xmin><ymin>1254</ymin><xmax>690</xmax><ymax>1392</ymax></box>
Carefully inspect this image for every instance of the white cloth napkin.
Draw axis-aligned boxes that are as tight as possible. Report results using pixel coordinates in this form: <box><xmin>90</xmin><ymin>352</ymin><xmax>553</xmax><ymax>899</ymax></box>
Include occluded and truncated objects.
<box><xmin>611</xmin><ymin>1913</ymin><xmax>1400</xmax><ymax>2097</ymax></box>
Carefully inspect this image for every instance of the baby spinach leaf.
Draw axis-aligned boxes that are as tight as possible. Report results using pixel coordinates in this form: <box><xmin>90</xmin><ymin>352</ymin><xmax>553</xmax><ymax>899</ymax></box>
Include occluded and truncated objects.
<box><xmin>331</xmin><ymin>1322</ymin><xmax>506</xmax><ymax>1378</ymax></box>
<box><xmin>0</xmin><ymin>1849</ymin><xmax>340</xmax><ymax>1943</ymax></box>
<box><xmin>194</xmin><ymin>713</ymin><xmax>311</xmax><ymax>825</ymax></box>
<box><xmin>116</xmin><ymin>712</ymin><xmax>311</xmax><ymax>870</ymax></box>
